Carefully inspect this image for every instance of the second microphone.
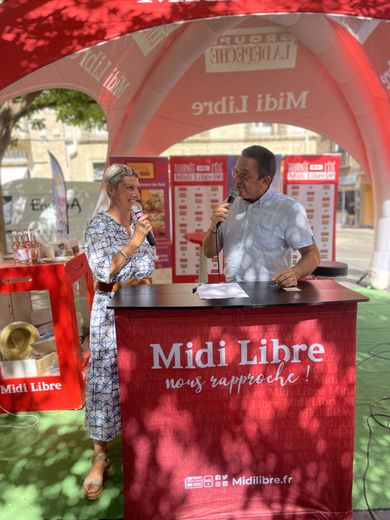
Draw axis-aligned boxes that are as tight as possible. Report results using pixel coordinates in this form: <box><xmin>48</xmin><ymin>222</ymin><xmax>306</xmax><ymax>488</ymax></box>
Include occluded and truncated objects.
<box><xmin>216</xmin><ymin>187</ymin><xmax>239</xmax><ymax>230</ymax></box>
<box><xmin>132</xmin><ymin>202</ymin><xmax>156</xmax><ymax>247</ymax></box>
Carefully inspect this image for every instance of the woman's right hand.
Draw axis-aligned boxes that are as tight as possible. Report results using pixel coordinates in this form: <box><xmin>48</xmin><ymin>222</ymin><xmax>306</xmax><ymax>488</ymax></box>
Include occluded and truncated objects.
<box><xmin>132</xmin><ymin>215</ymin><xmax>153</xmax><ymax>247</ymax></box>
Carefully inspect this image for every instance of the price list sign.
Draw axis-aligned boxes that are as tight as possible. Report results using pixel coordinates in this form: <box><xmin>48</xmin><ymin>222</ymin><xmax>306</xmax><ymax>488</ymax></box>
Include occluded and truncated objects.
<box><xmin>171</xmin><ymin>156</ymin><xmax>228</xmax><ymax>283</ymax></box>
<box><xmin>283</xmin><ymin>155</ymin><xmax>340</xmax><ymax>262</ymax></box>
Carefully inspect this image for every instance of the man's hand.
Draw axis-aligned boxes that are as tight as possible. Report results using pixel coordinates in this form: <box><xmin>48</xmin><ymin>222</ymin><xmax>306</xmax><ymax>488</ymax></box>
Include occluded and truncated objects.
<box><xmin>210</xmin><ymin>202</ymin><xmax>231</xmax><ymax>231</ymax></box>
<box><xmin>273</xmin><ymin>244</ymin><xmax>320</xmax><ymax>287</ymax></box>
<box><xmin>203</xmin><ymin>202</ymin><xmax>230</xmax><ymax>258</ymax></box>
<box><xmin>272</xmin><ymin>267</ymin><xmax>298</xmax><ymax>287</ymax></box>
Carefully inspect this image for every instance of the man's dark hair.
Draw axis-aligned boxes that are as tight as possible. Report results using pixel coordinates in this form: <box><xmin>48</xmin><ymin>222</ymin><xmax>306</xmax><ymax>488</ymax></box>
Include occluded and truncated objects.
<box><xmin>241</xmin><ymin>145</ymin><xmax>276</xmax><ymax>182</ymax></box>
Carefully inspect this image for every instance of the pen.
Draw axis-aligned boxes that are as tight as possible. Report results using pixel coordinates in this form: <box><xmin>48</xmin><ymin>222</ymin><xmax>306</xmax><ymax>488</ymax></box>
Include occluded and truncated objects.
<box><xmin>192</xmin><ymin>284</ymin><xmax>200</xmax><ymax>293</ymax></box>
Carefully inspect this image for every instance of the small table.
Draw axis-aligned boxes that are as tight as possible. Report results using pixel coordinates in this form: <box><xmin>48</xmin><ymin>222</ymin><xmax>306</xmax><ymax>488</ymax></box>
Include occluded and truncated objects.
<box><xmin>313</xmin><ymin>260</ymin><xmax>348</xmax><ymax>277</ymax></box>
<box><xmin>0</xmin><ymin>253</ymin><xmax>94</xmax><ymax>413</ymax></box>
<box><xmin>184</xmin><ymin>231</ymin><xmax>207</xmax><ymax>282</ymax></box>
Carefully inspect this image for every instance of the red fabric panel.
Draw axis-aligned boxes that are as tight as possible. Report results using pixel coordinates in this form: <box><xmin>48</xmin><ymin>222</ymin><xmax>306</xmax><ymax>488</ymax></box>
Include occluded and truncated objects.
<box><xmin>0</xmin><ymin>1</ymin><xmax>389</xmax><ymax>91</ymax></box>
<box><xmin>116</xmin><ymin>304</ymin><xmax>356</xmax><ymax>519</ymax></box>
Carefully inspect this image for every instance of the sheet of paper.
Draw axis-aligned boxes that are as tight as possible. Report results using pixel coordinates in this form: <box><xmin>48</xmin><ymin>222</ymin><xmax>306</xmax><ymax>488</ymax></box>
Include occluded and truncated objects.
<box><xmin>196</xmin><ymin>282</ymin><xmax>249</xmax><ymax>299</ymax></box>
<box><xmin>283</xmin><ymin>286</ymin><xmax>301</xmax><ymax>292</ymax></box>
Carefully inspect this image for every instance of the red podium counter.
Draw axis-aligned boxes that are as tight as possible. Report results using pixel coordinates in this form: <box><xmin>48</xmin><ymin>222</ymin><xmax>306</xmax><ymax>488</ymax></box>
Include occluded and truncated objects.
<box><xmin>110</xmin><ymin>280</ymin><xmax>368</xmax><ymax>520</ymax></box>
<box><xmin>0</xmin><ymin>253</ymin><xmax>94</xmax><ymax>412</ymax></box>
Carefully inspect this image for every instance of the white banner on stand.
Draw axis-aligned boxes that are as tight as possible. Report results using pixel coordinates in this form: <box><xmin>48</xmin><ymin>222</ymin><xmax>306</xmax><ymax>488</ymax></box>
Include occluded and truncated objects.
<box><xmin>283</xmin><ymin>155</ymin><xmax>340</xmax><ymax>262</ymax></box>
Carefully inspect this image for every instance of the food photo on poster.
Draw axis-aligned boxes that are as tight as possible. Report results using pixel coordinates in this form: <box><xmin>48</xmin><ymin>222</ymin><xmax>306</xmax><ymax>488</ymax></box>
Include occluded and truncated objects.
<box><xmin>110</xmin><ymin>156</ymin><xmax>172</xmax><ymax>268</ymax></box>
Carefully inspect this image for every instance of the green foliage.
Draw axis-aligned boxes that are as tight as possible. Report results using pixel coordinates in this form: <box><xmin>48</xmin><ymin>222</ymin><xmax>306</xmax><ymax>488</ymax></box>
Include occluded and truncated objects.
<box><xmin>23</xmin><ymin>89</ymin><xmax>106</xmax><ymax>130</ymax></box>
<box><xmin>0</xmin><ymin>89</ymin><xmax>107</xmax><ymax>254</ymax></box>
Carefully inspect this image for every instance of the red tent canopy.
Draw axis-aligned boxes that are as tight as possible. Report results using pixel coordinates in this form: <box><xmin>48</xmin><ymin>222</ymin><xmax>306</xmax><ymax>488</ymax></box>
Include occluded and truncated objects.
<box><xmin>0</xmin><ymin>0</ymin><xmax>389</xmax><ymax>91</ymax></box>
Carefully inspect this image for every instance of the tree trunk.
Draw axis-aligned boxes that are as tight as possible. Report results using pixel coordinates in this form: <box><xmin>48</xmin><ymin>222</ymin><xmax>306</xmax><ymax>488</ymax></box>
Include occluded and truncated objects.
<box><xmin>0</xmin><ymin>104</ymin><xmax>14</xmax><ymax>258</ymax></box>
<box><xmin>0</xmin><ymin>93</ymin><xmax>42</xmax><ymax>258</ymax></box>
<box><xmin>0</xmin><ymin>179</ymin><xmax>6</xmax><ymax>259</ymax></box>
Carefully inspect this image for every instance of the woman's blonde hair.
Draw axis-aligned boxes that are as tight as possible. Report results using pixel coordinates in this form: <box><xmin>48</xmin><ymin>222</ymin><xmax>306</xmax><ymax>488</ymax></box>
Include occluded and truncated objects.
<box><xmin>103</xmin><ymin>163</ymin><xmax>138</xmax><ymax>191</ymax></box>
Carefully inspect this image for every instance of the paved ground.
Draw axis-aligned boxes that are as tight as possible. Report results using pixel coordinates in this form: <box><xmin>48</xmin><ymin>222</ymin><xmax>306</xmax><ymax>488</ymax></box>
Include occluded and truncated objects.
<box><xmin>354</xmin><ymin>512</ymin><xmax>390</xmax><ymax>519</ymax></box>
<box><xmin>335</xmin><ymin>225</ymin><xmax>375</xmax><ymax>287</ymax></box>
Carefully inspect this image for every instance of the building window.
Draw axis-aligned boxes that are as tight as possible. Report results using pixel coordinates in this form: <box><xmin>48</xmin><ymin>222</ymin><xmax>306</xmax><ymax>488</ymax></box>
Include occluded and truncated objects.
<box><xmin>252</xmin><ymin>122</ymin><xmax>273</xmax><ymax>134</ymax></box>
<box><xmin>92</xmin><ymin>162</ymin><xmax>105</xmax><ymax>182</ymax></box>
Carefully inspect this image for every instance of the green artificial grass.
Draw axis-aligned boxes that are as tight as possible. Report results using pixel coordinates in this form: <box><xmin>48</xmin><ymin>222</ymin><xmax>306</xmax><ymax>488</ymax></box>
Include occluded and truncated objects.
<box><xmin>0</xmin><ymin>410</ymin><xmax>123</xmax><ymax>520</ymax></box>
<box><xmin>0</xmin><ymin>286</ymin><xmax>389</xmax><ymax>519</ymax></box>
<box><xmin>353</xmin><ymin>287</ymin><xmax>390</xmax><ymax>510</ymax></box>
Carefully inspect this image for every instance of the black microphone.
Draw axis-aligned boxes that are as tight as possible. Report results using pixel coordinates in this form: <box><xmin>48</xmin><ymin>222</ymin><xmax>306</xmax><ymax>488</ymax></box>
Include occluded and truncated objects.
<box><xmin>226</xmin><ymin>187</ymin><xmax>239</xmax><ymax>204</ymax></box>
<box><xmin>132</xmin><ymin>202</ymin><xmax>156</xmax><ymax>247</ymax></box>
<box><xmin>216</xmin><ymin>187</ymin><xmax>239</xmax><ymax>230</ymax></box>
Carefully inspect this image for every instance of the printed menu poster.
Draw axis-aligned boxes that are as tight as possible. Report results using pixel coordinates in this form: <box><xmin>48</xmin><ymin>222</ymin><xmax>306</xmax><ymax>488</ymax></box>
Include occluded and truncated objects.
<box><xmin>110</xmin><ymin>156</ymin><xmax>171</xmax><ymax>268</ymax></box>
<box><xmin>283</xmin><ymin>155</ymin><xmax>340</xmax><ymax>262</ymax></box>
<box><xmin>171</xmin><ymin>156</ymin><xmax>229</xmax><ymax>283</ymax></box>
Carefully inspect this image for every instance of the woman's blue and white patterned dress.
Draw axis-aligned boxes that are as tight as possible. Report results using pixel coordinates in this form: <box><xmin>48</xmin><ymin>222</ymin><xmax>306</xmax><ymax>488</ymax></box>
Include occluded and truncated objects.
<box><xmin>84</xmin><ymin>212</ymin><xmax>155</xmax><ymax>441</ymax></box>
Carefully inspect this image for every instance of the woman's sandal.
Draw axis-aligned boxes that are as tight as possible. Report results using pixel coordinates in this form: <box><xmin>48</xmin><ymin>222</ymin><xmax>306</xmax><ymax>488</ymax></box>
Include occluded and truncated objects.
<box><xmin>82</xmin><ymin>454</ymin><xmax>111</xmax><ymax>500</ymax></box>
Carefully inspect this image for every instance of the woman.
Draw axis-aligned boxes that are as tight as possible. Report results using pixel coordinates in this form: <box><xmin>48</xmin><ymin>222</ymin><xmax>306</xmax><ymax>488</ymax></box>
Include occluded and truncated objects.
<box><xmin>82</xmin><ymin>164</ymin><xmax>156</xmax><ymax>500</ymax></box>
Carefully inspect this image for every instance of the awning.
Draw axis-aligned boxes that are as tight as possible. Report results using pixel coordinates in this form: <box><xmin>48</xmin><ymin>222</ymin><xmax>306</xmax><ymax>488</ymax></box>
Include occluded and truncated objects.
<box><xmin>339</xmin><ymin>174</ymin><xmax>359</xmax><ymax>186</ymax></box>
<box><xmin>1</xmin><ymin>167</ymin><xmax>29</xmax><ymax>185</ymax></box>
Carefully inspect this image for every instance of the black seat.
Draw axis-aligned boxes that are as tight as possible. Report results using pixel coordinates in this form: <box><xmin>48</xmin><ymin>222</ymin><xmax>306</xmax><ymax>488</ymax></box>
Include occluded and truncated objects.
<box><xmin>313</xmin><ymin>261</ymin><xmax>348</xmax><ymax>277</ymax></box>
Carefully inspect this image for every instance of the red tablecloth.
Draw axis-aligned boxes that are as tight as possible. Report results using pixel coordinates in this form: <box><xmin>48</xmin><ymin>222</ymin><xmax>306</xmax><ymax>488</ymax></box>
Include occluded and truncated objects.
<box><xmin>116</xmin><ymin>296</ymin><xmax>357</xmax><ymax>519</ymax></box>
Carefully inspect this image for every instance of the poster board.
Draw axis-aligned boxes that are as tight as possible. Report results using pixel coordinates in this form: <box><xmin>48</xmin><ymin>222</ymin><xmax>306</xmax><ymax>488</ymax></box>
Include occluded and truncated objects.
<box><xmin>283</xmin><ymin>155</ymin><xmax>340</xmax><ymax>261</ymax></box>
<box><xmin>110</xmin><ymin>156</ymin><xmax>171</xmax><ymax>269</ymax></box>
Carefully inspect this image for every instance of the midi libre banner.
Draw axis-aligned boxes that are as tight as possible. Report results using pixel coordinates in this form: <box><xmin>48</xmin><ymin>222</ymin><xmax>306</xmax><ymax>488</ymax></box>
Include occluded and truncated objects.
<box><xmin>283</xmin><ymin>155</ymin><xmax>340</xmax><ymax>262</ymax></box>
<box><xmin>116</xmin><ymin>303</ymin><xmax>356</xmax><ymax>519</ymax></box>
<box><xmin>170</xmin><ymin>155</ymin><xmax>229</xmax><ymax>283</ymax></box>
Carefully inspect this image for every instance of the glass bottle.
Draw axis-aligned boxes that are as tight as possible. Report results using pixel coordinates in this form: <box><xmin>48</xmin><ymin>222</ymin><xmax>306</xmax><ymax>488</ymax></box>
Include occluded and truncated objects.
<box><xmin>11</xmin><ymin>231</ymin><xmax>20</xmax><ymax>263</ymax></box>
<box><xmin>29</xmin><ymin>230</ymin><xmax>41</xmax><ymax>263</ymax></box>
<box><xmin>17</xmin><ymin>231</ymin><xmax>29</xmax><ymax>263</ymax></box>
<box><xmin>24</xmin><ymin>230</ymin><xmax>32</xmax><ymax>263</ymax></box>
<box><xmin>15</xmin><ymin>231</ymin><xmax>29</xmax><ymax>264</ymax></box>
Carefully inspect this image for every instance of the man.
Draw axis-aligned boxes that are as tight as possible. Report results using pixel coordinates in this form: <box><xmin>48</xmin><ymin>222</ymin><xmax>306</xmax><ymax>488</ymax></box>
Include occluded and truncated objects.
<box><xmin>202</xmin><ymin>145</ymin><xmax>320</xmax><ymax>287</ymax></box>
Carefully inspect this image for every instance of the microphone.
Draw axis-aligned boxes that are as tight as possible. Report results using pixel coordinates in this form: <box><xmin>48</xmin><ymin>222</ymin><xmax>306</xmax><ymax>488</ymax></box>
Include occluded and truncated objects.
<box><xmin>216</xmin><ymin>187</ymin><xmax>239</xmax><ymax>230</ymax></box>
<box><xmin>132</xmin><ymin>202</ymin><xmax>156</xmax><ymax>247</ymax></box>
<box><xmin>226</xmin><ymin>187</ymin><xmax>239</xmax><ymax>204</ymax></box>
